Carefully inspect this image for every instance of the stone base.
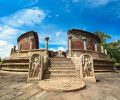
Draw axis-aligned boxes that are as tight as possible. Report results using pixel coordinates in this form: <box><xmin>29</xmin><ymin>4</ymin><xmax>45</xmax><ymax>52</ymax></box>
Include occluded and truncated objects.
<box><xmin>38</xmin><ymin>78</ymin><xmax>86</xmax><ymax>92</ymax></box>
<box><xmin>84</xmin><ymin>77</ymin><xmax>96</xmax><ymax>83</ymax></box>
<box><xmin>55</xmin><ymin>55</ymin><xmax>65</xmax><ymax>58</ymax></box>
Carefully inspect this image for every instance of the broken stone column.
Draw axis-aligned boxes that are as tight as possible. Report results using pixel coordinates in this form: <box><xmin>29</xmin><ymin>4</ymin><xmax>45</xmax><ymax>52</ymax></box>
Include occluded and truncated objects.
<box><xmin>95</xmin><ymin>43</ymin><xmax>98</xmax><ymax>52</ymax></box>
<box><xmin>10</xmin><ymin>48</ymin><xmax>13</xmax><ymax>55</ymax></box>
<box><xmin>30</xmin><ymin>36</ymin><xmax>34</xmax><ymax>50</ymax></box>
<box><xmin>18</xmin><ymin>44</ymin><xmax>20</xmax><ymax>53</ymax></box>
<box><xmin>82</xmin><ymin>37</ymin><xmax>87</xmax><ymax>51</ymax></box>
<box><xmin>45</xmin><ymin>37</ymin><xmax>49</xmax><ymax>55</ymax></box>
<box><xmin>68</xmin><ymin>36</ymin><xmax>72</xmax><ymax>57</ymax></box>
<box><xmin>101</xmin><ymin>46</ymin><xmax>104</xmax><ymax>53</ymax></box>
<box><xmin>105</xmin><ymin>49</ymin><xmax>107</xmax><ymax>54</ymax></box>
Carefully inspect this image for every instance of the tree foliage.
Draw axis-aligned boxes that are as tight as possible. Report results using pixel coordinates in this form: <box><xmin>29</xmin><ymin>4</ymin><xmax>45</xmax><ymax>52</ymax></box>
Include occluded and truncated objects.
<box><xmin>104</xmin><ymin>40</ymin><xmax>120</xmax><ymax>65</ymax></box>
<box><xmin>0</xmin><ymin>57</ymin><xmax>4</xmax><ymax>64</ymax></box>
<box><xmin>94</xmin><ymin>31</ymin><xmax>120</xmax><ymax>66</ymax></box>
<box><xmin>94</xmin><ymin>32</ymin><xmax>111</xmax><ymax>45</ymax></box>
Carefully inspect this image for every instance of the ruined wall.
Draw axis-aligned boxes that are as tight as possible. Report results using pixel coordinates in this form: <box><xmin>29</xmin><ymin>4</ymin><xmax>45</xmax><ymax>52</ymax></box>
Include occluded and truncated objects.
<box><xmin>67</xmin><ymin>29</ymin><xmax>108</xmax><ymax>59</ymax></box>
<box><xmin>17</xmin><ymin>31</ymin><xmax>39</xmax><ymax>50</ymax></box>
<box><xmin>68</xmin><ymin>29</ymin><xmax>100</xmax><ymax>51</ymax></box>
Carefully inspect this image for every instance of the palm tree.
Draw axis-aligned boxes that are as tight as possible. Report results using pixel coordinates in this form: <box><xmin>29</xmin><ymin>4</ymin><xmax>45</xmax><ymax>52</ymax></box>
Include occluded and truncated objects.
<box><xmin>94</xmin><ymin>32</ymin><xmax>111</xmax><ymax>45</ymax></box>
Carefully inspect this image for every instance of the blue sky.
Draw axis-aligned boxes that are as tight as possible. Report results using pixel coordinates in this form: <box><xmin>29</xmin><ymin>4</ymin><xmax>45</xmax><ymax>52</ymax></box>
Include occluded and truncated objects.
<box><xmin>0</xmin><ymin>0</ymin><xmax>120</xmax><ymax>57</ymax></box>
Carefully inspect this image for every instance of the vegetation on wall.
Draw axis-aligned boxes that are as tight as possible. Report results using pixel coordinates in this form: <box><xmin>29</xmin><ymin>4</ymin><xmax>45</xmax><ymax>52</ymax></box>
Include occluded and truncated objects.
<box><xmin>94</xmin><ymin>32</ymin><xmax>120</xmax><ymax>67</ymax></box>
<box><xmin>94</xmin><ymin>32</ymin><xmax>111</xmax><ymax>45</ymax></box>
<box><xmin>104</xmin><ymin>40</ymin><xmax>120</xmax><ymax>66</ymax></box>
<box><xmin>0</xmin><ymin>57</ymin><xmax>4</xmax><ymax>64</ymax></box>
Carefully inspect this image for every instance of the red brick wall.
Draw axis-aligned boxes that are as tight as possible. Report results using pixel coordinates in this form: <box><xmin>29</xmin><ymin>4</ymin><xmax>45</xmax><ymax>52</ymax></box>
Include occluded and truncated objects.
<box><xmin>71</xmin><ymin>35</ymin><xmax>84</xmax><ymax>49</ymax></box>
<box><xmin>71</xmin><ymin>34</ymin><xmax>96</xmax><ymax>51</ymax></box>
<box><xmin>18</xmin><ymin>33</ymin><xmax>38</xmax><ymax>50</ymax></box>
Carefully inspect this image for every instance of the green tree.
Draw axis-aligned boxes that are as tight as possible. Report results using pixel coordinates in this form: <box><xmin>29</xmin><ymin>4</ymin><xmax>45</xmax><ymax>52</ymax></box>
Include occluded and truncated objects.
<box><xmin>105</xmin><ymin>40</ymin><xmax>120</xmax><ymax>67</ymax></box>
<box><xmin>94</xmin><ymin>32</ymin><xmax>120</xmax><ymax>67</ymax></box>
<box><xmin>94</xmin><ymin>32</ymin><xmax>111</xmax><ymax>45</ymax></box>
<box><xmin>0</xmin><ymin>57</ymin><xmax>4</xmax><ymax>64</ymax></box>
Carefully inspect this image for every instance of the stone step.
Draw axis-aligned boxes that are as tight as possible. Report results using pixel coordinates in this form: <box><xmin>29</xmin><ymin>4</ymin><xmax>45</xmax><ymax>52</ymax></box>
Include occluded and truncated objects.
<box><xmin>94</xmin><ymin>64</ymin><xmax>114</xmax><ymax>67</ymax></box>
<box><xmin>1</xmin><ymin>63</ymin><xmax>29</xmax><ymax>65</ymax></box>
<box><xmin>45</xmin><ymin>70</ymin><xmax>76</xmax><ymax>74</ymax></box>
<box><xmin>95</xmin><ymin>70</ymin><xmax>115</xmax><ymax>72</ymax></box>
<box><xmin>48</xmin><ymin>67</ymin><xmax>76</xmax><ymax>70</ymax></box>
<box><xmin>50</xmin><ymin>58</ymin><xmax>71</xmax><ymax>61</ymax></box>
<box><xmin>43</xmin><ymin>58</ymin><xmax>77</xmax><ymax>79</ymax></box>
<box><xmin>93</xmin><ymin>59</ymin><xmax>114</xmax><ymax>63</ymax></box>
<box><xmin>3</xmin><ymin>59</ymin><xmax>29</xmax><ymax>63</ymax></box>
<box><xmin>51</xmin><ymin>61</ymin><xmax>73</xmax><ymax>64</ymax></box>
<box><xmin>44</xmin><ymin>73</ymin><xmax>77</xmax><ymax>79</ymax></box>
<box><xmin>1</xmin><ymin>68</ymin><xmax>28</xmax><ymax>72</ymax></box>
<box><xmin>50</xmin><ymin>64</ymin><xmax>75</xmax><ymax>67</ymax></box>
<box><xmin>94</xmin><ymin>62</ymin><xmax>114</xmax><ymax>65</ymax></box>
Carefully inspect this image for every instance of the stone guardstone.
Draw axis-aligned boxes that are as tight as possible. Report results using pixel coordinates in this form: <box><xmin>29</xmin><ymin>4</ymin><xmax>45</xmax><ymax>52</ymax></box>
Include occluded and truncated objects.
<box><xmin>80</xmin><ymin>54</ymin><xmax>96</xmax><ymax>83</ymax></box>
<box><xmin>27</xmin><ymin>54</ymin><xmax>44</xmax><ymax>82</ymax></box>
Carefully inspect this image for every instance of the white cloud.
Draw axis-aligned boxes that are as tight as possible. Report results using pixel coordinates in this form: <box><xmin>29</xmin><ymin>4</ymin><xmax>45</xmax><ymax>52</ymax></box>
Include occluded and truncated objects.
<box><xmin>38</xmin><ymin>30</ymin><xmax>67</xmax><ymax>47</ymax></box>
<box><xmin>58</xmin><ymin>47</ymin><xmax>66</xmax><ymax>51</ymax></box>
<box><xmin>23</xmin><ymin>0</ymin><xmax>38</xmax><ymax>7</ymax></box>
<box><xmin>0</xmin><ymin>40</ymin><xmax>13</xmax><ymax>58</ymax></box>
<box><xmin>0</xmin><ymin>26</ymin><xmax>23</xmax><ymax>40</ymax></box>
<box><xmin>0</xmin><ymin>7</ymin><xmax>46</xmax><ymax>27</ymax></box>
<box><xmin>71</xmin><ymin>0</ymin><xmax>118</xmax><ymax>7</ymax></box>
<box><xmin>0</xmin><ymin>40</ymin><xmax>7</xmax><ymax>46</ymax></box>
<box><xmin>0</xmin><ymin>7</ymin><xmax>46</xmax><ymax>57</ymax></box>
<box><xmin>86</xmin><ymin>0</ymin><xmax>115</xmax><ymax>7</ymax></box>
<box><xmin>56</xmin><ymin>31</ymin><xmax>62</xmax><ymax>37</ymax></box>
<box><xmin>49</xmin><ymin>47</ymin><xmax>66</xmax><ymax>51</ymax></box>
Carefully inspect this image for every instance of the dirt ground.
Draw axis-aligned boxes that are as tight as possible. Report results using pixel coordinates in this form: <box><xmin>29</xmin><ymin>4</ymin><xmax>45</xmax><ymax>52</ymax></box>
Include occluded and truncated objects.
<box><xmin>0</xmin><ymin>71</ymin><xmax>120</xmax><ymax>100</ymax></box>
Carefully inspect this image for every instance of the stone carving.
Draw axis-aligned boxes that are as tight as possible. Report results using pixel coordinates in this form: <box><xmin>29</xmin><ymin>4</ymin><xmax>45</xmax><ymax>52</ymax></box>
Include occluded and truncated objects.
<box><xmin>28</xmin><ymin>54</ymin><xmax>44</xmax><ymax>81</ymax></box>
<box><xmin>80</xmin><ymin>54</ymin><xmax>96</xmax><ymax>83</ymax></box>
<box><xmin>72</xmin><ymin>54</ymin><xmax>96</xmax><ymax>83</ymax></box>
<box><xmin>56</xmin><ymin>50</ymin><xmax>65</xmax><ymax>58</ymax></box>
<box><xmin>81</xmin><ymin>55</ymin><xmax>93</xmax><ymax>78</ymax></box>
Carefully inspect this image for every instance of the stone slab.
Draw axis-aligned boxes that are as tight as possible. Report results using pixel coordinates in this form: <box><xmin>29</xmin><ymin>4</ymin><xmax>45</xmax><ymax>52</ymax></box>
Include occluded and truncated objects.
<box><xmin>38</xmin><ymin>78</ymin><xmax>86</xmax><ymax>92</ymax></box>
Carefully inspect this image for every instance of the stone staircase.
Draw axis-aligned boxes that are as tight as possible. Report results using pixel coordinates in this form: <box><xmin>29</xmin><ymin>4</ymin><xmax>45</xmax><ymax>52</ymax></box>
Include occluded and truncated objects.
<box><xmin>93</xmin><ymin>59</ymin><xmax>115</xmax><ymax>72</ymax></box>
<box><xmin>44</xmin><ymin>58</ymin><xmax>77</xmax><ymax>79</ymax></box>
<box><xmin>0</xmin><ymin>57</ymin><xmax>115</xmax><ymax>73</ymax></box>
<box><xmin>1</xmin><ymin>58</ymin><xmax>29</xmax><ymax>72</ymax></box>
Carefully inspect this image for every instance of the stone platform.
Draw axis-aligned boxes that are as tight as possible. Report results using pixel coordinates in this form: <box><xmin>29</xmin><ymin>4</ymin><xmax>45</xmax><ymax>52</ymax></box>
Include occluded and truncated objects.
<box><xmin>38</xmin><ymin>78</ymin><xmax>86</xmax><ymax>92</ymax></box>
<box><xmin>0</xmin><ymin>71</ymin><xmax>120</xmax><ymax>100</ymax></box>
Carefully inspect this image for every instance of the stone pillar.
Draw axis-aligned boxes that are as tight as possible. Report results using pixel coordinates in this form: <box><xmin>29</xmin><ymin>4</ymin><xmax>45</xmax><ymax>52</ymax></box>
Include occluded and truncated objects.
<box><xmin>101</xmin><ymin>46</ymin><xmax>104</xmax><ymax>53</ymax></box>
<box><xmin>30</xmin><ymin>36</ymin><xmax>34</xmax><ymax>50</ymax></box>
<box><xmin>105</xmin><ymin>49</ymin><xmax>107</xmax><ymax>55</ymax></box>
<box><xmin>18</xmin><ymin>44</ymin><xmax>20</xmax><ymax>53</ymax></box>
<box><xmin>95</xmin><ymin>43</ymin><xmax>98</xmax><ymax>52</ymax></box>
<box><xmin>45</xmin><ymin>37</ymin><xmax>49</xmax><ymax>55</ymax></box>
<box><xmin>68</xmin><ymin>36</ymin><xmax>72</xmax><ymax>57</ymax></box>
<box><xmin>82</xmin><ymin>37</ymin><xmax>87</xmax><ymax>51</ymax></box>
<box><xmin>13</xmin><ymin>46</ymin><xmax>16</xmax><ymax>52</ymax></box>
<box><xmin>10</xmin><ymin>48</ymin><xmax>13</xmax><ymax>55</ymax></box>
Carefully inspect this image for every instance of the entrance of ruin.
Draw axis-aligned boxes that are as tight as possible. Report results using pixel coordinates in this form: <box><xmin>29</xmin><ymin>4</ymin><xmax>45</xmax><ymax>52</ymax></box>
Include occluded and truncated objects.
<box><xmin>49</xmin><ymin>50</ymin><xmax>67</xmax><ymax>58</ymax></box>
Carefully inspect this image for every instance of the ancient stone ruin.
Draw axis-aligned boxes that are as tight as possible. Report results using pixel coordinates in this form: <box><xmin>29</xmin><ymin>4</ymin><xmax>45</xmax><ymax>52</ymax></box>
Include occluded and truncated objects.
<box><xmin>0</xmin><ymin>29</ymin><xmax>115</xmax><ymax>91</ymax></box>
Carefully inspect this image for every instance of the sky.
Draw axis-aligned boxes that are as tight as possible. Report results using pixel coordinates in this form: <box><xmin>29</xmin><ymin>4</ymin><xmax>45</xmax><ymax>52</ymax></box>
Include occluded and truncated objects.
<box><xmin>0</xmin><ymin>0</ymin><xmax>120</xmax><ymax>58</ymax></box>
